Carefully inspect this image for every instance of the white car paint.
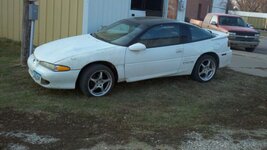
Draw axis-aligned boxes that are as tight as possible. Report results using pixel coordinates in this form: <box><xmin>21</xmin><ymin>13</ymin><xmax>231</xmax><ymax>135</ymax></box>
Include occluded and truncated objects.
<box><xmin>125</xmin><ymin>44</ymin><xmax>184</xmax><ymax>82</ymax></box>
<box><xmin>28</xmin><ymin>30</ymin><xmax>232</xmax><ymax>90</ymax></box>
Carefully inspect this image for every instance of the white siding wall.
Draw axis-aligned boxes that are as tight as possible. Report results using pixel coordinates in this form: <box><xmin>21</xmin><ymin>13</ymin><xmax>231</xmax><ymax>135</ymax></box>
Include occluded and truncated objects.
<box><xmin>177</xmin><ymin>0</ymin><xmax>187</xmax><ymax>21</ymax></box>
<box><xmin>82</xmin><ymin>0</ymin><xmax>187</xmax><ymax>34</ymax></box>
<box><xmin>229</xmin><ymin>11</ymin><xmax>267</xmax><ymax>19</ymax></box>
<box><xmin>86</xmin><ymin>0</ymin><xmax>131</xmax><ymax>33</ymax></box>
<box><xmin>212</xmin><ymin>0</ymin><xmax>227</xmax><ymax>13</ymax></box>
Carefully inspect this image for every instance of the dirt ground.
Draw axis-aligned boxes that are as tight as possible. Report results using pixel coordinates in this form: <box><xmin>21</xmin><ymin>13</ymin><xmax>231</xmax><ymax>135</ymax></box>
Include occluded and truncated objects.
<box><xmin>1</xmin><ymin>108</ymin><xmax>267</xmax><ymax>150</ymax></box>
<box><xmin>0</xmin><ymin>108</ymin><xmax>187</xmax><ymax>149</ymax></box>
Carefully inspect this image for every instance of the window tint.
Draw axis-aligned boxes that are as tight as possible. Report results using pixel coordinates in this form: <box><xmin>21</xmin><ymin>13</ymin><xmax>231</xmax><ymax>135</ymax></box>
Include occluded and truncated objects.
<box><xmin>107</xmin><ymin>23</ymin><xmax>131</xmax><ymax>34</ymax></box>
<box><xmin>94</xmin><ymin>20</ymin><xmax>143</xmax><ymax>46</ymax></box>
<box><xmin>210</xmin><ymin>16</ymin><xmax>218</xmax><ymax>24</ymax></box>
<box><xmin>180</xmin><ymin>24</ymin><xmax>213</xmax><ymax>42</ymax></box>
<box><xmin>139</xmin><ymin>24</ymin><xmax>182</xmax><ymax>48</ymax></box>
<box><xmin>219</xmin><ymin>16</ymin><xmax>246</xmax><ymax>27</ymax></box>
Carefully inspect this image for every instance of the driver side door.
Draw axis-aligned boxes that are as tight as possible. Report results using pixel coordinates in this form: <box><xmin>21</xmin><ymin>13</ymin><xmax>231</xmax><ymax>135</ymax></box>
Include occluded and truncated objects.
<box><xmin>125</xmin><ymin>24</ymin><xmax>184</xmax><ymax>82</ymax></box>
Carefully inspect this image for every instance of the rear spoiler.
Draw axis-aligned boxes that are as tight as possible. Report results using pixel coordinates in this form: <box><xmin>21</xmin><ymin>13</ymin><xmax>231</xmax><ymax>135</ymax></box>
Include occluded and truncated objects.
<box><xmin>206</xmin><ymin>29</ymin><xmax>228</xmax><ymax>36</ymax></box>
<box><xmin>206</xmin><ymin>29</ymin><xmax>229</xmax><ymax>40</ymax></box>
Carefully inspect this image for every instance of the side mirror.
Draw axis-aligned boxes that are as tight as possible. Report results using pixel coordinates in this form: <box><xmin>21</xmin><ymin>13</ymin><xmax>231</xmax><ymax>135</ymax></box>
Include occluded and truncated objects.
<box><xmin>247</xmin><ymin>24</ymin><xmax>254</xmax><ymax>28</ymax></box>
<box><xmin>129</xmin><ymin>43</ymin><xmax>146</xmax><ymax>51</ymax></box>
<box><xmin>211</xmin><ymin>21</ymin><xmax>218</xmax><ymax>26</ymax></box>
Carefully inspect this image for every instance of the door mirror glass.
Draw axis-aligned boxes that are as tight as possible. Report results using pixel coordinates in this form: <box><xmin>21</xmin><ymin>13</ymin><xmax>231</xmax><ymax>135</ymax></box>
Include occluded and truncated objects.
<box><xmin>129</xmin><ymin>43</ymin><xmax>146</xmax><ymax>51</ymax></box>
<box><xmin>211</xmin><ymin>21</ymin><xmax>217</xmax><ymax>26</ymax></box>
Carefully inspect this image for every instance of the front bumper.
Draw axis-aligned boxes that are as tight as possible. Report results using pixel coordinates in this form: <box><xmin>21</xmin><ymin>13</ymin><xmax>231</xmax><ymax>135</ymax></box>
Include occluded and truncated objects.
<box><xmin>229</xmin><ymin>40</ymin><xmax>259</xmax><ymax>49</ymax></box>
<box><xmin>27</xmin><ymin>55</ymin><xmax>80</xmax><ymax>89</ymax></box>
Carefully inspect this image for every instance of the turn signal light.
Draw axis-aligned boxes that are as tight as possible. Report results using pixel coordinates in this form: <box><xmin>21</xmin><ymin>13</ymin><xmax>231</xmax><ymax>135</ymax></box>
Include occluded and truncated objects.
<box><xmin>55</xmin><ymin>65</ymin><xmax>71</xmax><ymax>72</ymax></box>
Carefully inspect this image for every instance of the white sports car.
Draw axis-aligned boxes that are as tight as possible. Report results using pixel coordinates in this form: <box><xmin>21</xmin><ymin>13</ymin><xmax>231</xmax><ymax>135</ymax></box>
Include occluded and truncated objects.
<box><xmin>28</xmin><ymin>17</ymin><xmax>232</xmax><ymax>97</ymax></box>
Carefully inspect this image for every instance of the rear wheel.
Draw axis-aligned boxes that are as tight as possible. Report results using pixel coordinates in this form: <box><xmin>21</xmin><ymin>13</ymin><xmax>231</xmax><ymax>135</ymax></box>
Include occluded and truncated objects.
<box><xmin>191</xmin><ymin>55</ymin><xmax>217</xmax><ymax>82</ymax></box>
<box><xmin>79</xmin><ymin>64</ymin><xmax>115</xmax><ymax>97</ymax></box>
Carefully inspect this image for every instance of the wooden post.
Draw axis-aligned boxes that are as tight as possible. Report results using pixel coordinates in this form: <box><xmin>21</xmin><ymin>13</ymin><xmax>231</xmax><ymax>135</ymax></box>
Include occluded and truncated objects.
<box><xmin>21</xmin><ymin>0</ymin><xmax>31</xmax><ymax>66</ymax></box>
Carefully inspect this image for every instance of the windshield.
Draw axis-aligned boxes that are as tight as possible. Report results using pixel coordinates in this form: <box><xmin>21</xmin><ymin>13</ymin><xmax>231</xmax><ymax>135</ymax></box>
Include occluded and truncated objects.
<box><xmin>92</xmin><ymin>20</ymin><xmax>143</xmax><ymax>46</ymax></box>
<box><xmin>219</xmin><ymin>16</ymin><xmax>246</xmax><ymax>27</ymax></box>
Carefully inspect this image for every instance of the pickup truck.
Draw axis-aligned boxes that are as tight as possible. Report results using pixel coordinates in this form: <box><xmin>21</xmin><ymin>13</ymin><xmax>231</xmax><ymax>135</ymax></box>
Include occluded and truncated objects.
<box><xmin>190</xmin><ymin>13</ymin><xmax>260</xmax><ymax>52</ymax></box>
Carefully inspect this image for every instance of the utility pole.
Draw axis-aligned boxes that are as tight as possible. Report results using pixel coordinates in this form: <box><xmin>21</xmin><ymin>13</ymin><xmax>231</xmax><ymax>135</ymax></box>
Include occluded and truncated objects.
<box><xmin>21</xmin><ymin>0</ymin><xmax>31</xmax><ymax>66</ymax></box>
<box><xmin>226</xmin><ymin>0</ymin><xmax>231</xmax><ymax>14</ymax></box>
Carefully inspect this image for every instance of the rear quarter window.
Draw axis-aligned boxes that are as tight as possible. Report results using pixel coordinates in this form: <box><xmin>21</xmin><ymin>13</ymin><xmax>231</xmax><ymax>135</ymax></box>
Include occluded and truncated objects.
<box><xmin>180</xmin><ymin>24</ymin><xmax>213</xmax><ymax>43</ymax></box>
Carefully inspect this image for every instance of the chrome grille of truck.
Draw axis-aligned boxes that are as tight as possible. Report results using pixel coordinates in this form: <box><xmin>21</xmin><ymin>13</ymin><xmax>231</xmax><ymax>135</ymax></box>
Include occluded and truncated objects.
<box><xmin>234</xmin><ymin>31</ymin><xmax>256</xmax><ymax>36</ymax></box>
<box><xmin>235</xmin><ymin>36</ymin><xmax>257</xmax><ymax>42</ymax></box>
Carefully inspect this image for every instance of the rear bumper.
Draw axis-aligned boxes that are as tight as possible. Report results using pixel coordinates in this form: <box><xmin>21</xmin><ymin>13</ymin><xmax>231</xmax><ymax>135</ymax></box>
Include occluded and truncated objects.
<box><xmin>218</xmin><ymin>50</ymin><xmax>232</xmax><ymax>68</ymax></box>
<box><xmin>229</xmin><ymin>40</ymin><xmax>259</xmax><ymax>49</ymax></box>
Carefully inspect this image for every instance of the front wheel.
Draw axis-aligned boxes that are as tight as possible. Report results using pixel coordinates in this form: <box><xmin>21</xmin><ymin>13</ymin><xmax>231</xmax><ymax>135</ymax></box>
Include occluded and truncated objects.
<box><xmin>79</xmin><ymin>64</ymin><xmax>115</xmax><ymax>97</ymax></box>
<box><xmin>191</xmin><ymin>55</ymin><xmax>217</xmax><ymax>82</ymax></box>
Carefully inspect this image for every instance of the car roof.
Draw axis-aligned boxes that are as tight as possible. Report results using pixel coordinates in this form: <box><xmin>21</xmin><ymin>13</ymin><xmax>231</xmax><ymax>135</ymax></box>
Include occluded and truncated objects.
<box><xmin>208</xmin><ymin>13</ymin><xmax>240</xmax><ymax>17</ymax></box>
<box><xmin>125</xmin><ymin>17</ymin><xmax>178</xmax><ymax>27</ymax></box>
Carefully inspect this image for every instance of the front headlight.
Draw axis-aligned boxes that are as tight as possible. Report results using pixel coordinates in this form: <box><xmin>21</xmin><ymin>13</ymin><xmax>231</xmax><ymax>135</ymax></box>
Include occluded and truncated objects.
<box><xmin>255</xmin><ymin>34</ymin><xmax>260</xmax><ymax>38</ymax></box>
<box><xmin>39</xmin><ymin>61</ymin><xmax>71</xmax><ymax>72</ymax></box>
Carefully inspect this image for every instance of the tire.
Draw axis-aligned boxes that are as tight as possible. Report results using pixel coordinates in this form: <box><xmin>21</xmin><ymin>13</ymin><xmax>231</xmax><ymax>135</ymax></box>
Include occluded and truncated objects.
<box><xmin>191</xmin><ymin>55</ymin><xmax>217</xmax><ymax>82</ymax></box>
<box><xmin>79</xmin><ymin>64</ymin><xmax>115</xmax><ymax>97</ymax></box>
<box><xmin>245</xmin><ymin>48</ymin><xmax>255</xmax><ymax>52</ymax></box>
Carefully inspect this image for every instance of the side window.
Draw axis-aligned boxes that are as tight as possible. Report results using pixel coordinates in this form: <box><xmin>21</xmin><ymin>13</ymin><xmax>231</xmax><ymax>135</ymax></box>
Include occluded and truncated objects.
<box><xmin>139</xmin><ymin>24</ymin><xmax>181</xmax><ymax>48</ymax></box>
<box><xmin>210</xmin><ymin>16</ymin><xmax>218</xmax><ymax>24</ymax></box>
<box><xmin>180</xmin><ymin>24</ymin><xmax>213</xmax><ymax>43</ymax></box>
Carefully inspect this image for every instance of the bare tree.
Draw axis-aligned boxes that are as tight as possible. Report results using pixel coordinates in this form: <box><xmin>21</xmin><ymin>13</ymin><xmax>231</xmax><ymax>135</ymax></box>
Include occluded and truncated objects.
<box><xmin>226</xmin><ymin>0</ymin><xmax>234</xmax><ymax>13</ymax></box>
<box><xmin>260</xmin><ymin>0</ymin><xmax>267</xmax><ymax>13</ymax></box>
<box><xmin>233</xmin><ymin>0</ymin><xmax>267</xmax><ymax>12</ymax></box>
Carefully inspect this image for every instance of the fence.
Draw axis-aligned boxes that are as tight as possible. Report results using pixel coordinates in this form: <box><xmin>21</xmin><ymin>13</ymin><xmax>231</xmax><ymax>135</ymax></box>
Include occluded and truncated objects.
<box><xmin>242</xmin><ymin>17</ymin><xmax>267</xmax><ymax>30</ymax></box>
<box><xmin>229</xmin><ymin>11</ymin><xmax>267</xmax><ymax>30</ymax></box>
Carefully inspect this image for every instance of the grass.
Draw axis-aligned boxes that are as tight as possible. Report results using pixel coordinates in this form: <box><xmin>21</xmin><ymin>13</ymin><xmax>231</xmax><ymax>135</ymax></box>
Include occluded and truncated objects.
<box><xmin>0</xmin><ymin>38</ymin><xmax>266</xmax><ymax>136</ymax></box>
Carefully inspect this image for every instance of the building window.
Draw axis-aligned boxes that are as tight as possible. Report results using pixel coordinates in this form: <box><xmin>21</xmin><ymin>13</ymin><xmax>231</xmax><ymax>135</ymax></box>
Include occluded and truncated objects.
<box><xmin>131</xmin><ymin>0</ymin><xmax>164</xmax><ymax>16</ymax></box>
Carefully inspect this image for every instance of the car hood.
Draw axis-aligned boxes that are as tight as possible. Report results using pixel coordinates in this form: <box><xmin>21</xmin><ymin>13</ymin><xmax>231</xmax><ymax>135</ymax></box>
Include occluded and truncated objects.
<box><xmin>219</xmin><ymin>25</ymin><xmax>258</xmax><ymax>33</ymax></box>
<box><xmin>34</xmin><ymin>34</ymin><xmax>115</xmax><ymax>63</ymax></box>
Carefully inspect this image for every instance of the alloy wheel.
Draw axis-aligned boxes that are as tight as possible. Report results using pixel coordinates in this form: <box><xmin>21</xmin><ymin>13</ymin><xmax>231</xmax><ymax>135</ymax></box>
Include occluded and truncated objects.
<box><xmin>198</xmin><ymin>59</ymin><xmax>216</xmax><ymax>82</ymax></box>
<box><xmin>87</xmin><ymin>70</ymin><xmax>113</xmax><ymax>97</ymax></box>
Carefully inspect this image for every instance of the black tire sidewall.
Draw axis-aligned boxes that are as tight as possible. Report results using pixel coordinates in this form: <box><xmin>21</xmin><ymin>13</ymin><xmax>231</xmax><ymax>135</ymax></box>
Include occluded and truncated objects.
<box><xmin>79</xmin><ymin>64</ymin><xmax>115</xmax><ymax>97</ymax></box>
